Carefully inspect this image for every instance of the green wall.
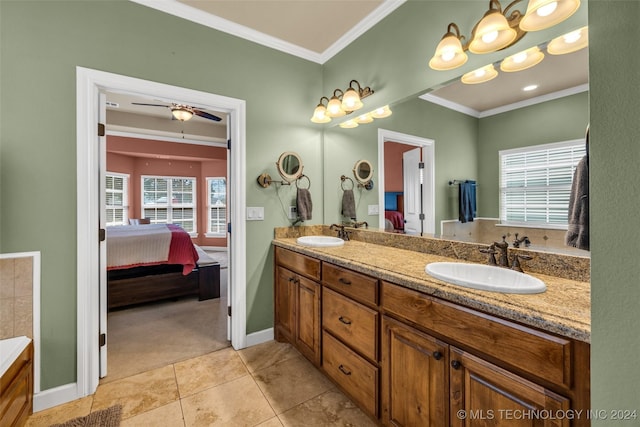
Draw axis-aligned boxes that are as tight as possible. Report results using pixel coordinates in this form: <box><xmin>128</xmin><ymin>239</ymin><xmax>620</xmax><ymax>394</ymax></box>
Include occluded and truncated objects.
<box><xmin>0</xmin><ymin>0</ymin><xmax>322</xmax><ymax>389</ymax></box>
<box><xmin>3</xmin><ymin>0</ymin><xmax>640</xmax><ymax>413</ymax></box>
<box><xmin>478</xmin><ymin>92</ymin><xmax>590</xmax><ymax>217</ymax></box>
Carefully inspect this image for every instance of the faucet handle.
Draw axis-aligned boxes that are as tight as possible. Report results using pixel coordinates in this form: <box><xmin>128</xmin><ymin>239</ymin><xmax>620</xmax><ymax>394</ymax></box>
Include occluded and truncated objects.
<box><xmin>479</xmin><ymin>245</ymin><xmax>498</xmax><ymax>265</ymax></box>
<box><xmin>511</xmin><ymin>254</ymin><xmax>533</xmax><ymax>272</ymax></box>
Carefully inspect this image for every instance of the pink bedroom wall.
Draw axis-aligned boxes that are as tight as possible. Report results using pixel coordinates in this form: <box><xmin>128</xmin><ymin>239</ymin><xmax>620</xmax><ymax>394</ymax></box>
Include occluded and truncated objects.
<box><xmin>106</xmin><ymin>135</ymin><xmax>227</xmax><ymax>248</ymax></box>
<box><xmin>384</xmin><ymin>141</ymin><xmax>415</xmax><ymax>192</ymax></box>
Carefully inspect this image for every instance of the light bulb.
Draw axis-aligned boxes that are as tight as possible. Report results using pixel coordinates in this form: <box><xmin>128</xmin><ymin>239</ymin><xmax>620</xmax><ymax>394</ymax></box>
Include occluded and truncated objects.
<box><xmin>482</xmin><ymin>30</ymin><xmax>499</xmax><ymax>44</ymax></box>
<box><xmin>536</xmin><ymin>1</ymin><xmax>557</xmax><ymax>16</ymax></box>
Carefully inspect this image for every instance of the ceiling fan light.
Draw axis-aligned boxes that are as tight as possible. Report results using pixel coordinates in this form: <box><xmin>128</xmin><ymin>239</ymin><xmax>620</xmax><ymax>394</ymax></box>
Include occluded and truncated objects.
<box><xmin>547</xmin><ymin>26</ymin><xmax>588</xmax><ymax>54</ymax></box>
<box><xmin>520</xmin><ymin>0</ymin><xmax>581</xmax><ymax>32</ymax></box>
<box><xmin>341</xmin><ymin>88</ymin><xmax>364</xmax><ymax>112</ymax></box>
<box><xmin>326</xmin><ymin>95</ymin><xmax>346</xmax><ymax>117</ymax></box>
<box><xmin>500</xmin><ymin>46</ymin><xmax>544</xmax><ymax>72</ymax></box>
<box><xmin>171</xmin><ymin>108</ymin><xmax>194</xmax><ymax>121</ymax></box>
<box><xmin>310</xmin><ymin>104</ymin><xmax>331</xmax><ymax>123</ymax></box>
<box><xmin>429</xmin><ymin>31</ymin><xmax>468</xmax><ymax>70</ymax></box>
<box><xmin>469</xmin><ymin>10</ymin><xmax>517</xmax><ymax>54</ymax></box>
<box><xmin>461</xmin><ymin>64</ymin><xmax>499</xmax><ymax>84</ymax></box>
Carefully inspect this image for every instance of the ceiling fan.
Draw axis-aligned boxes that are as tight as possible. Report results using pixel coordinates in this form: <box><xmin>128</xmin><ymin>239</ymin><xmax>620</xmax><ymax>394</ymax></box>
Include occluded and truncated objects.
<box><xmin>132</xmin><ymin>102</ymin><xmax>222</xmax><ymax>122</ymax></box>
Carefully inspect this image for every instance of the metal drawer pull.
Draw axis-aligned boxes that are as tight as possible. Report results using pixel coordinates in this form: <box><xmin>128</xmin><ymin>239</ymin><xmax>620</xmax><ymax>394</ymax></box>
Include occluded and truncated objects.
<box><xmin>338</xmin><ymin>364</ymin><xmax>352</xmax><ymax>376</ymax></box>
<box><xmin>338</xmin><ymin>316</ymin><xmax>352</xmax><ymax>325</ymax></box>
<box><xmin>338</xmin><ymin>277</ymin><xmax>352</xmax><ymax>285</ymax></box>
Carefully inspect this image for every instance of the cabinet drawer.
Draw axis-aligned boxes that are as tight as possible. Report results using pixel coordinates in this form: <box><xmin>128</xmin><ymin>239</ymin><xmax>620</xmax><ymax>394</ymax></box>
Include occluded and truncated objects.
<box><xmin>323</xmin><ymin>287</ymin><xmax>378</xmax><ymax>362</ymax></box>
<box><xmin>322</xmin><ymin>331</ymin><xmax>378</xmax><ymax>417</ymax></box>
<box><xmin>381</xmin><ymin>281</ymin><xmax>572</xmax><ymax>388</ymax></box>
<box><xmin>275</xmin><ymin>247</ymin><xmax>321</xmax><ymax>281</ymax></box>
<box><xmin>323</xmin><ymin>263</ymin><xmax>378</xmax><ymax>306</ymax></box>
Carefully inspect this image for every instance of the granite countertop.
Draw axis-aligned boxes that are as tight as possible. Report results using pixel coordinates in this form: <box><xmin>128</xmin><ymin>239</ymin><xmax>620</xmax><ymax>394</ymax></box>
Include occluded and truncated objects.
<box><xmin>273</xmin><ymin>237</ymin><xmax>591</xmax><ymax>343</ymax></box>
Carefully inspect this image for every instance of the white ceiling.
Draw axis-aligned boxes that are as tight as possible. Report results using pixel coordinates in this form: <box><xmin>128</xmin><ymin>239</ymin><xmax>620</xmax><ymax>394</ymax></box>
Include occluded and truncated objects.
<box><xmin>120</xmin><ymin>0</ymin><xmax>588</xmax><ymax>123</ymax></box>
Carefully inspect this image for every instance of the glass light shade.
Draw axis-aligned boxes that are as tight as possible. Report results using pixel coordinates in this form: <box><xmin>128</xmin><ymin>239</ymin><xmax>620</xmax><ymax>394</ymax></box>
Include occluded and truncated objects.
<box><xmin>461</xmin><ymin>64</ymin><xmax>499</xmax><ymax>84</ymax></box>
<box><xmin>341</xmin><ymin>88</ymin><xmax>363</xmax><ymax>112</ymax></box>
<box><xmin>339</xmin><ymin>119</ymin><xmax>359</xmax><ymax>129</ymax></box>
<box><xmin>171</xmin><ymin>108</ymin><xmax>193</xmax><ymax>121</ymax></box>
<box><xmin>520</xmin><ymin>0</ymin><xmax>581</xmax><ymax>31</ymax></box>
<box><xmin>429</xmin><ymin>33</ymin><xmax>468</xmax><ymax>70</ymax></box>
<box><xmin>355</xmin><ymin>113</ymin><xmax>373</xmax><ymax>124</ymax></box>
<box><xmin>326</xmin><ymin>96</ymin><xmax>346</xmax><ymax>117</ymax></box>
<box><xmin>469</xmin><ymin>10</ymin><xmax>517</xmax><ymax>54</ymax></box>
<box><xmin>547</xmin><ymin>26</ymin><xmax>588</xmax><ymax>55</ymax></box>
<box><xmin>370</xmin><ymin>105</ymin><xmax>392</xmax><ymax>119</ymax></box>
<box><xmin>500</xmin><ymin>46</ymin><xmax>544</xmax><ymax>72</ymax></box>
<box><xmin>310</xmin><ymin>104</ymin><xmax>331</xmax><ymax>123</ymax></box>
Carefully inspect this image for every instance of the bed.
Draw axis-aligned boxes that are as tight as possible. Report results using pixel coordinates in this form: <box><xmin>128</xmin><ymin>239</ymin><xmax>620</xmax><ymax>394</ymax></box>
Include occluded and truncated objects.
<box><xmin>384</xmin><ymin>192</ymin><xmax>405</xmax><ymax>232</ymax></box>
<box><xmin>106</xmin><ymin>224</ymin><xmax>220</xmax><ymax>309</ymax></box>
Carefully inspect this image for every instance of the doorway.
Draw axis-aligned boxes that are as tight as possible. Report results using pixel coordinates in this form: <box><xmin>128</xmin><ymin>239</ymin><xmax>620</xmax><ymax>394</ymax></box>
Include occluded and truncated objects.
<box><xmin>377</xmin><ymin>129</ymin><xmax>435</xmax><ymax>235</ymax></box>
<box><xmin>76</xmin><ymin>67</ymin><xmax>247</xmax><ymax>397</ymax></box>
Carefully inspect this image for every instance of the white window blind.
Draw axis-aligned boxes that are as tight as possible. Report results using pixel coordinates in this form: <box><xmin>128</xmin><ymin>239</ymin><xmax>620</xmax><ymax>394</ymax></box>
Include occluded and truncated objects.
<box><xmin>499</xmin><ymin>139</ymin><xmax>586</xmax><ymax>228</ymax></box>
<box><xmin>106</xmin><ymin>172</ymin><xmax>129</xmax><ymax>226</ymax></box>
<box><xmin>207</xmin><ymin>177</ymin><xmax>227</xmax><ymax>236</ymax></box>
<box><xmin>141</xmin><ymin>176</ymin><xmax>196</xmax><ymax>233</ymax></box>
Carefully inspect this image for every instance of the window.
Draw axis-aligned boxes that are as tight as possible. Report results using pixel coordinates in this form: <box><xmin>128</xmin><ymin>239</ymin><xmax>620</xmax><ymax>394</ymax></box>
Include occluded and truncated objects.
<box><xmin>207</xmin><ymin>177</ymin><xmax>227</xmax><ymax>236</ymax></box>
<box><xmin>142</xmin><ymin>176</ymin><xmax>196</xmax><ymax>233</ymax></box>
<box><xmin>106</xmin><ymin>172</ymin><xmax>129</xmax><ymax>226</ymax></box>
<box><xmin>499</xmin><ymin>139</ymin><xmax>586</xmax><ymax>228</ymax></box>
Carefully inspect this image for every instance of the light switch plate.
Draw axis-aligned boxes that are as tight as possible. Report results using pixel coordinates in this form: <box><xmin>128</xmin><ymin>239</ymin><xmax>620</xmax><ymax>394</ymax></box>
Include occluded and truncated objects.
<box><xmin>247</xmin><ymin>207</ymin><xmax>264</xmax><ymax>221</ymax></box>
<box><xmin>368</xmin><ymin>204</ymin><xmax>379</xmax><ymax>215</ymax></box>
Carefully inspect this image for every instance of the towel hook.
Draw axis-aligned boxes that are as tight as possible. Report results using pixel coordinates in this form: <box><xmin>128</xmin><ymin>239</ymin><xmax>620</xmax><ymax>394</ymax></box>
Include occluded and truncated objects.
<box><xmin>340</xmin><ymin>175</ymin><xmax>354</xmax><ymax>191</ymax></box>
<box><xmin>296</xmin><ymin>174</ymin><xmax>311</xmax><ymax>190</ymax></box>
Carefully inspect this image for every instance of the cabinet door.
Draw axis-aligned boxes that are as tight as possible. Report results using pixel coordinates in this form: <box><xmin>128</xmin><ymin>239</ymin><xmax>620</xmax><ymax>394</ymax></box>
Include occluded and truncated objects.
<box><xmin>450</xmin><ymin>347</ymin><xmax>570</xmax><ymax>427</ymax></box>
<box><xmin>275</xmin><ymin>266</ymin><xmax>296</xmax><ymax>343</ymax></box>
<box><xmin>381</xmin><ymin>316</ymin><xmax>448</xmax><ymax>427</ymax></box>
<box><xmin>296</xmin><ymin>275</ymin><xmax>321</xmax><ymax>366</ymax></box>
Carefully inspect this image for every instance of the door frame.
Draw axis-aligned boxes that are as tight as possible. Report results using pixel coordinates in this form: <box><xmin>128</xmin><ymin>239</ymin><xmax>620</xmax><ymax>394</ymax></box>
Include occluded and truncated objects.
<box><xmin>76</xmin><ymin>67</ymin><xmax>247</xmax><ymax>397</ymax></box>
<box><xmin>377</xmin><ymin>129</ymin><xmax>435</xmax><ymax>234</ymax></box>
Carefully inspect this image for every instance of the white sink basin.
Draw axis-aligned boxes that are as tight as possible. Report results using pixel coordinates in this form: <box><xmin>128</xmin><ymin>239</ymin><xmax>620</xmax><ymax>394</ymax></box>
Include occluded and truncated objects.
<box><xmin>425</xmin><ymin>262</ymin><xmax>546</xmax><ymax>294</ymax></box>
<box><xmin>296</xmin><ymin>235</ymin><xmax>345</xmax><ymax>248</ymax></box>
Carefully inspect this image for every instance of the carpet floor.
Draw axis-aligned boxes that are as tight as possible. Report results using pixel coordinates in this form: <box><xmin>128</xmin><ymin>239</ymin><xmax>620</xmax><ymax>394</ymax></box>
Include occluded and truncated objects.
<box><xmin>103</xmin><ymin>271</ymin><xmax>229</xmax><ymax>383</ymax></box>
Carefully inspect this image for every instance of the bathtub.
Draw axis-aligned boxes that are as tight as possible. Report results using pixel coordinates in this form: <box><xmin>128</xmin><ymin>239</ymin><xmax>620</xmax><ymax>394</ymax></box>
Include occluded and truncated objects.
<box><xmin>0</xmin><ymin>336</ymin><xmax>33</xmax><ymax>427</ymax></box>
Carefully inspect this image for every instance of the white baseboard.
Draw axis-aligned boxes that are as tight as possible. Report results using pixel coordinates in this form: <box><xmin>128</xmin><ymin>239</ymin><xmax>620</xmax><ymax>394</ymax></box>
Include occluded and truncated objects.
<box><xmin>200</xmin><ymin>246</ymin><xmax>227</xmax><ymax>252</ymax></box>
<box><xmin>245</xmin><ymin>328</ymin><xmax>274</xmax><ymax>347</ymax></box>
<box><xmin>33</xmin><ymin>383</ymin><xmax>81</xmax><ymax>412</ymax></box>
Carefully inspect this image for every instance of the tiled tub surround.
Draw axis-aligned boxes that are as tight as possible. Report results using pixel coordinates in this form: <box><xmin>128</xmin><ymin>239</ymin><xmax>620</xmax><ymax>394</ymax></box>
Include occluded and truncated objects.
<box><xmin>273</xmin><ymin>226</ymin><xmax>590</xmax><ymax>343</ymax></box>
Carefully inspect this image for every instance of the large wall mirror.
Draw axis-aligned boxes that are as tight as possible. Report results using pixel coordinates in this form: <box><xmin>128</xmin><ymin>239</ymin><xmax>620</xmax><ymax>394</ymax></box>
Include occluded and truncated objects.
<box><xmin>375</xmin><ymin>33</ymin><xmax>589</xmax><ymax>254</ymax></box>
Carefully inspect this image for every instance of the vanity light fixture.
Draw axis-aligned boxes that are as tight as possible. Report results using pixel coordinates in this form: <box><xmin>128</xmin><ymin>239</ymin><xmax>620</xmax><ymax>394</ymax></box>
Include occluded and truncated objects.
<box><xmin>337</xmin><ymin>105</ymin><xmax>393</xmax><ymax>129</ymax></box>
<box><xmin>428</xmin><ymin>0</ymin><xmax>581</xmax><ymax>71</ymax></box>
<box><xmin>310</xmin><ymin>80</ymin><xmax>374</xmax><ymax>123</ymax></box>
<box><xmin>370</xmin><ymin>105</ymin><xmax>392</xmax><ymax>119</ymax></box>
<box><xmin>500</xmin><ymin>45</ymin><xmax>544</xmax><ymax>72</ymax></box>
<box><xmin>547</xmin><ymin>25</ymin><xmax>587</xmax><ymax>54</ymax></box>
<box><xmin>461</xmin><ymin>63</ymin><xmax>499</xmax><ymax>84</ymax></box>
<box><xmin>339</xmin><ymin>119</ymin><xmax>359</xmax><ymax>129</ymax></box>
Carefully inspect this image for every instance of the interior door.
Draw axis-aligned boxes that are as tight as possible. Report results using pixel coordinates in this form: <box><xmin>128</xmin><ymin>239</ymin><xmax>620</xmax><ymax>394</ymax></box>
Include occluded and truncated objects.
<box><xmin>402</xmin><ymin>147</ymin><xmax>422</xmax><ymax>235</ymax></box>
<box><xmin>226</xmin><ymin>116</ymin><xmax>232</xmax><ymax>340</ymax></box>
<box><xmin>98</xmin><ymin>92</ymin><xmax>108</xmax><ymax>378</ymax></box>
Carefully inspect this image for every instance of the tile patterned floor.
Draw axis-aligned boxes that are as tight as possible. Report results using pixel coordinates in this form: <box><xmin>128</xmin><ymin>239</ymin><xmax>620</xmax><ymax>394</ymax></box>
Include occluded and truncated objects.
<box><xmin>26</xmin><ymin>341</ymin><xmax>378</xmax><ymax>427</ymax></box>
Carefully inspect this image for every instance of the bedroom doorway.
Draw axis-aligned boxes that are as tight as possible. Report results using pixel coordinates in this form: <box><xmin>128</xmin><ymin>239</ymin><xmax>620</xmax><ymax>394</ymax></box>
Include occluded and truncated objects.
<box><xmin>76</xmin><ymin>67</ymin><xmax>248</xmax><ymax>397</ymax></box>
<box><xmin>101</xmin><ymin>89</ymin><xmax>231</xmax><ymax>381</ymax></box>
<box><xmin>377</xmin><ymin>129</ymin><xmax>435</xmax><ymax>235</ymax></box>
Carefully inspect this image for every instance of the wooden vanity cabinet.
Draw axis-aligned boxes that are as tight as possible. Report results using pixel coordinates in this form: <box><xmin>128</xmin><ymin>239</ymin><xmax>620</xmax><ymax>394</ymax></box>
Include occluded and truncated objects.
<box><xmin>321</xmin><ymin>262</ymin><xmax>380</xmax><ymax>419</ymax></box>
<box><xmin>274</xmin><ymin>247</ymin><xmax>321</xmax><ymax>366</ymax></box>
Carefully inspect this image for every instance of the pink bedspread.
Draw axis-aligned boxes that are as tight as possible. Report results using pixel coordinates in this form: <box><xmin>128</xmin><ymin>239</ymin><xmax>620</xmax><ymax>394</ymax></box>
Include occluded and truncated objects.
<box><xmin>107</xmin><ymin>224</ymin><xmax>199</xmax><ymax>275</ymax></box>
<box><xmin>385</xmin><ymin>210</ymin><xmax>404</xmax><ymax>230</ymax></box>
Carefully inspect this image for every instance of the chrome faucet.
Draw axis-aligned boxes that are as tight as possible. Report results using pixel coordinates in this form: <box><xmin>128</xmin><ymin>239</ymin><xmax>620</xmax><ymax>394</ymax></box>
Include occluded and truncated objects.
<box><xmin>330</xmin><ymin>224</ymin><xmax>350</xmax><ymax>241</ymax></box>
<box><xmin>513</xmin><ymin>233</ymin><xmax>531</xmax><ymax>248</ymax></box>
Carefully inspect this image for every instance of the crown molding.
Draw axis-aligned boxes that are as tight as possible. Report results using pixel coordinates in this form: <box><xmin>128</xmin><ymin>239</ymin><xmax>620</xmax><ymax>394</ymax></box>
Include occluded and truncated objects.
<box><xmin>130</xmin><ymin>0</ymin><xmax>405</xmax><ymax>64</ymax></box>
<box><xmin>420</xmin><ymin>83</ymin><xmax>589</xmax><ymax>118</ymax></box>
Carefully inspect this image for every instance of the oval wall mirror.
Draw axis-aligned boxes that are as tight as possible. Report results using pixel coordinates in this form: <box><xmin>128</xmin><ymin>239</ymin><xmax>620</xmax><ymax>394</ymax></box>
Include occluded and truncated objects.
<box><xmin>277</xmin><ymin>151</ymin><xmax>304</xmax><ymax>182</ymax></box>
<box><xmin>353</xmin><ymin>159</ymin><xmax>374</xmax><ymax>187</ymax></box>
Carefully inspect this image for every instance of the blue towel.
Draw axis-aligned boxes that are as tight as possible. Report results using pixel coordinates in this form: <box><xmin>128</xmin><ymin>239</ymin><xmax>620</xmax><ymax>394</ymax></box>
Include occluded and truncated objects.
<box><xmin>459</xmin><ymin>181</ymin><xmax>476</xmax><ymax>223</ymax></box>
